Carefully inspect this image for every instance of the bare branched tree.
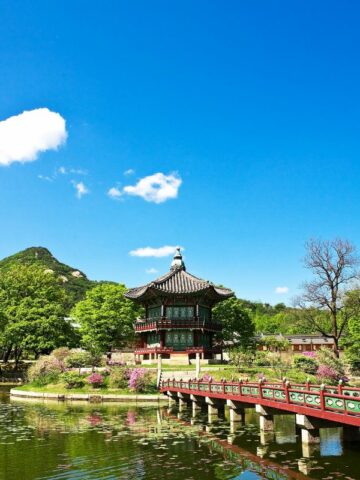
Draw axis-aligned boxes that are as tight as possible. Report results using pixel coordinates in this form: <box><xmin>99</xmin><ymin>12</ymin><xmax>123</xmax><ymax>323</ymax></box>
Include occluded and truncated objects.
<box><xmin>296</xmin><ymin>238</ymin><xmax>359</xmax><ymax>356</ymax></box>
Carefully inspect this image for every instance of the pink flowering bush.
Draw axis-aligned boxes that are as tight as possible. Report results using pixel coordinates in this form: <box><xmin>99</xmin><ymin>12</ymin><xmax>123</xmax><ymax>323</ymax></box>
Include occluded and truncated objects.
<box><xmin>201</xmin><ymin>373</ymin><xmax>212</xmax><ymax>382</ymax></box>
<box><xmin>316</xmin><ymin>364</ymin><xmax>346</xmax><ymax>385</ymax></box>
<box><xmin>87</xmin><ymin>373</ymin><xmax>104</xmax><ymax>388</ymax></box>
<box><xmin>303</xmin><ymin>351</ymin><xmax>317</xmax><ymax>358</ymax></box>
<box><xmin>128</xmin><ymin>368</ymin><xmax>147</xmax><ymax>392</ymax></box>
<box><xmin>128</xmin><ymin>368</ymin><xmax>156</xmax><ymax>392</ymax></box>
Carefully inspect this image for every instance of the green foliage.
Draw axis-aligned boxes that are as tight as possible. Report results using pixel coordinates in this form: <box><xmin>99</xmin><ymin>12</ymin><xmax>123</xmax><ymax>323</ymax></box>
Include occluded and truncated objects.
<box><xmin>343</xmin><ymin>293</ymin><xmax>360</xmax><ymax>372</ymax></box>
<box><xmin>316</xmin><ymin>348</ymin><xmax>345</xmax><ymax>377</ymax></box>
<box><xmin>229</xmin><ymin>347</ymin><xmax>255</xmax><ymax>368</ymax></box>
<box><xmin>61</xmin><ymin>371</ymin><xmax>86</xmax><ymax>389</ymax></box>
<box><xmin>213</xmin><ymin>297</ymin><xmax>255</xmax><ymax>347</ymax></box>
<box><xmin>292</xmin><ymin>355</ymin><xmax>318</xmax><ymax>374</ymax></box>
<box><xmin>27</xmin><ymin>354</ymin><xmax>66</xmax><ymax>385</ymax></box>
<box><xmin>108</xmin><ymin>367</ymin><xmax>130</xmax><ymax>389</ymax></box>
<box><xmin>286</xmin><ymin>369</ymin><xmax>317</xmax><ymax>384</ymax></box>
<box><xmin>258</xmin><ymin>336</ymin><xmax>290</xmax><ymax>351</ymax></box>
<box><xmin>0</xmin><ymin>264</ymin><xmax>77</xmax><ymax>359</ymax></box>
<box><xmin>71</xmin><ymin>284</ymin><xmax>142</xmax><ymax>352</ymax></box>
<box><xmin>51</xmin><ymin>347</ymin><xmax>71</xmax><ymax>361</ymax></box>
<box><xmin>65</xmin><ymin>351</ymin><xmax>103</xmax><ymax>369</ymax></box>
<box><xmin>0</xmin><ymin>247</ymin><xmax>97</xmax><ymax>310</ymax></box>
<box><xmin>253</xmin><ymin>351</ymin><xmax>271</xmax><ymax>367</ymax></box>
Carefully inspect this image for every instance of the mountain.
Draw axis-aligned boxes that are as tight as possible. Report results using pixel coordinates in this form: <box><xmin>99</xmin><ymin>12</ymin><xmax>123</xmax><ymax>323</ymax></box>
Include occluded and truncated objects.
<box><xmin>0</xmin><ymin>247</ymin><xmax>97</xmax><ymax>309</ymax></box>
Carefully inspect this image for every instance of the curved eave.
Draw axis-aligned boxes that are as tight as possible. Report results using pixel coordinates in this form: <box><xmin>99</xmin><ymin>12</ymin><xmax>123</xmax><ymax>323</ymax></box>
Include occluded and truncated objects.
<box><xmin>125</xmin><ymin>284</ymin><xmax>234</xmax><ymax>303</ymax></box>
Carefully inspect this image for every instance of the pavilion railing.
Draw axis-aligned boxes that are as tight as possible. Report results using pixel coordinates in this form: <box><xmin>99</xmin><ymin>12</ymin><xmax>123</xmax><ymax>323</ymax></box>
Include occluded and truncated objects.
<box><xmin>161</xmin><ymin>378</ymin><xmax>360</xmax><ymax>418</ymax></box>
<box><xmin>134</xmin><ymin>317</ymin><xmax>222</xmax><ymax>332</ymax></box>
<box><xmin>134</xmin><ymin>347</ymin><xmax>174</xmax><ymax>355</ymax></box>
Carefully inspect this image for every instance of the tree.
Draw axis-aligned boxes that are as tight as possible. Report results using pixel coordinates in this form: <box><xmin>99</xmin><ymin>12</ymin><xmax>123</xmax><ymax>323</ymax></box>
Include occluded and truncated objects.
<box><xmin>71</xmin><ymin>283</ymin><xmax>142</xmax><ymax>353</ymax></box>
<box><xmin>213</xmin><ymin>297</ymin><xmax>255</xmax><ymax>349</ymax></box>
<box><xmin>0</xmin><ymin>264</ymin><xmax>74</xmax><ymax>361</ymax></box>
<box><xmin>342</xmin><ymin>289</ymin><xmax>360</xmax><ymax>371</ymax></box>
<box><xmin>296</xmin><ymin>238</ymin><xmax>359</xmax><ymax>355</ymax></box>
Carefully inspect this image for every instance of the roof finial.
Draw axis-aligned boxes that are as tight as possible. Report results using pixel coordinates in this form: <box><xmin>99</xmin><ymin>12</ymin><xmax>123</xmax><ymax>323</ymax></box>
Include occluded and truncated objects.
<box><xmin>170</xmin><ymin>247</ymin><xmax>186</xmax><ymax>271</ymax></box>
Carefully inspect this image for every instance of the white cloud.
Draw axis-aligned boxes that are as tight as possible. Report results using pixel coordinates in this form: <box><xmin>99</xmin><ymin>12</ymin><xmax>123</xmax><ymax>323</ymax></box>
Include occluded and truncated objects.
<box><xmin>70</xmin><ymin>168</ymin><xmax>87</xmax><ymax>175</ymax></box>
<box><xmin>130</xmin><ymin>245</ymin><xmax>182</xmax><ymax>257</ymax></box>
<box><xmin>38</xmin><ymin>174</ymin><xmax>53</xmax><ymax>182</ymax></box>
<box><xmin>108</xmin><ymin>187</ymin><xmax>122</xmax><ymax>199</ymax></box>
<box><xmin>123</xmin><ymin>172</ymin><xmax>182</xmax><ymax>204</ymax></box>
<box><xmin>58</xmin><ymin>166</ymin><xmax>87</xmax><ymax>175</ymax></box>
<box><xmin>0</xmin><ymin>108</ymin><xmax>67</xmax><ymax>166</ymax></box>
<box><xmin>146</xmin><ymin>268</ymin><xmax>158</xmax><ymax>274</ymax></box>
<box><xmin>124</xmin><ymin>168</ymin><xmax>135</xmax><ymax>176</ymax></box>
<box><xmin>275</xmin><ymin>286</ymin><xmax>289</xmax><ymax>294</ymax></box>
<box><xmin>73</xmin><ymin>181</ymin><xmax>89</xmax><ymax>199</ymax></box>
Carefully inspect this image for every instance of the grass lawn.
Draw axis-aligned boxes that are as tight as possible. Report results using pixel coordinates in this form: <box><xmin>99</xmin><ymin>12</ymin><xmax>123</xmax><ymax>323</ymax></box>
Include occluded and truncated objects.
<box><xmin>16</xmin><ymin>383</ymin><xmax>158</xmax><ymax>395</ymax></box>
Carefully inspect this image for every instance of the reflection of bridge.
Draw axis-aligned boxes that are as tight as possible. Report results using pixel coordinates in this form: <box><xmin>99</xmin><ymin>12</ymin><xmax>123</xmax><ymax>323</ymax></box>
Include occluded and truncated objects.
<box><xmin>166</xmin><ymin>410</ymin><xmax>309</xmax><ymax>480</ymax></box>
<box><xmin>161</xmin><ymin>378</ymin><xmax>360</xmax><ymax>447</ymax></box>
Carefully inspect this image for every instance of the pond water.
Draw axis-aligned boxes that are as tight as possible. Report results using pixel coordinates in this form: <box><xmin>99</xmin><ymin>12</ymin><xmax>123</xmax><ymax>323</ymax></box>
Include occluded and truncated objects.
<box><xmin>0</xmin><ymin>387</ymin><xmax>359</xmax><ymax>480</ymax></box>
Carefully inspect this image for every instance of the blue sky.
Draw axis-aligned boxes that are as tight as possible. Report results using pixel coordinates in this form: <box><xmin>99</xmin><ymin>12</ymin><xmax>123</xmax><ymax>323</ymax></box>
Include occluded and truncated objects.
<box><xmin>0</xmin><ymin>1</ymin><xmax>360</xmax><ymax>304</ymax></box>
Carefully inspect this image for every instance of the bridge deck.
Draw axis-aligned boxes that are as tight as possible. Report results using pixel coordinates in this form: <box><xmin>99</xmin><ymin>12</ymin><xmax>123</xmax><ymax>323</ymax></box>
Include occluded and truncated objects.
<box><xmin>161</xmin><ymin>379</ymin><xmax>360</xmax><ymax>427</ymax></box>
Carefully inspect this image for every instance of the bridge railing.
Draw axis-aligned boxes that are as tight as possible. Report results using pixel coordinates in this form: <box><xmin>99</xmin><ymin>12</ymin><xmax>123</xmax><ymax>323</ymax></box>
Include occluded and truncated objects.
<box><xmin>161</xmin><ymin>378</ymin><xmax>360</xmax><ymax>418</ymax></box>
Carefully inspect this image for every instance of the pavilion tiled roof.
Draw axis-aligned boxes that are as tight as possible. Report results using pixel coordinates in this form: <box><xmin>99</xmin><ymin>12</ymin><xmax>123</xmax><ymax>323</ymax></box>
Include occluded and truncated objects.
<box><xmin>125</xmin><ymin>248</ymin><xmax>234</xmax><ymax>302</ymax></box>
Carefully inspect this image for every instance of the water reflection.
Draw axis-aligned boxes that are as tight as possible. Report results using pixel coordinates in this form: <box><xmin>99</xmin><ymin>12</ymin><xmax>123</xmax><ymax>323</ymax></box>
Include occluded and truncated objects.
<box><xmin>0</xmin><ymin>388</ymin><xmax>358</xmax><ymax>480</ymax></box>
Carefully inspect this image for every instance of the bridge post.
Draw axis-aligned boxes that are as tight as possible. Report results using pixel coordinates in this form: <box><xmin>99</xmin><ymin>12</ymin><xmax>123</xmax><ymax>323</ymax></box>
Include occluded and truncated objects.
<box><xmin>190</xmin><ymin>394</ymin><xmax>203</xmax><ymax>416</ymax></box>
<box><xmin>296</xmin><ymin>414</ymin><xmax>320</xmax><ymax>444</ymax></box>
<box><xmin>226</xmin><ymin>400</ymin><xmax>245</xmax><ymax>423</ymax></box>
<box><xmin>166</xmin><ymin>391</ymin><xmax>177</xmax><ymax>405</ymax></box>
<box><xmin>256</xmin><ymin>404</ymin><xmax>275</xmax><ymax>431</ymax></box>
<box><xmin>205</xmin><ymin>396</ymin><xmax>225</xmax><ymax>422</ymax></box>
<box><xmin>177</xmin><ymin>392</ymin><xmax>189</xmax><ymax>412</ymax></box>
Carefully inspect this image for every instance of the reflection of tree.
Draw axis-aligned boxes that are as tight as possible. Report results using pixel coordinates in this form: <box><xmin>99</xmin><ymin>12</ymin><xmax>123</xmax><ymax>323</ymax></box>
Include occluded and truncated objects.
<box><xmin>2</xmin><ymin>401</ymin><xmax>309</xmax><ymax>480</ymax></box>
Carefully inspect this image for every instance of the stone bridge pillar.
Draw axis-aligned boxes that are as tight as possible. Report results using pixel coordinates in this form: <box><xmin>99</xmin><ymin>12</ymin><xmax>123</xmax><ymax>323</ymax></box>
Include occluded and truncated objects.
<box><xmin>190</xmin><ymin>394</ymin><xmax>204</xmax><ymax>416</ymax></box>
<box><xmin>177</xmin><ymin>392</ymin><xmax>190</xmax><ymax>412</ymax></box>
<box><xmin>256</xmin><ymin>404</ymin><xmax>275</xmax><ymax>431</ymax></box>
<box><xmin>205</xmin><ymin>396</ymin><xmax>225</xmax><ymax>422</ymax></box>
<box><xmin>296</xmin><ymin>414</ymin><xmax>321</xmax><ymax>445</ymax></box>
<box><xmin>226</xmin><ymin>399</ymin><xmax>246</xmax><ymax>423</ymax></box>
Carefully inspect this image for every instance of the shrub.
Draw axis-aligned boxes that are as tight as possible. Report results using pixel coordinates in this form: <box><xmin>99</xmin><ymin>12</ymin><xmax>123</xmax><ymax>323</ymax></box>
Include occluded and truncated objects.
<box><xmin>316</xmin><ymin>348</ymin><xmax>345</xmax><ymax>377</ymax></box>
<box><xmin>128</xmin><ymin>368</ymin><xmax>155</xmax><ymax>393</ymax></box>
<box><xmin>88</xmin><ymin>373</ymin><xmax>104</xmax><ymax>388</ymax></box>
<box><xmin>316</xmin><ymin>365</ymin><xmax>340</xmax><ymax>385</ymax></box>
<box><xmin>109</xmin><ymin>367</ymin><xmax>130</xmax><ymax>389</ymax></box>
<box><xmin>51</xmin><ymin>347</ymin><xmax>71</xmax><ymax>362</ymax></box>
<box><xmin>345</xmin><ymin>347</ymin><xmax>360</xmax><ymax>373</ymax></box>
<box><xmin>292</xmin><ymin>355</ymin><xmax>318</xmax><ymax>374</ymax></box>
<box><xmin>28</xmin><ymin>355</ymin><xmax>66</xmax><ymax>386</ymax></box>
<box><xmin>287</xmin><ymin>369</ymin><xmax>316</xmax><ymax>384</ymax></box>
<box><xmin>229</xmin><ymin>348</ymin><xmax>255</xmax><ymax>368</ymax></box>
<box><xmin>65</xmin><ymin>351</ymin><xmax>103</xmax><ymax>370</ymax></box>
<box><xmin>61</xmin><ymin>371</ymin><xmax>86</xmax><ymax>389</ymax></box>
<box><xmin>254</xmin><ymin>352</ymin><xmax>271</xmax><ymax>367</ymax></box>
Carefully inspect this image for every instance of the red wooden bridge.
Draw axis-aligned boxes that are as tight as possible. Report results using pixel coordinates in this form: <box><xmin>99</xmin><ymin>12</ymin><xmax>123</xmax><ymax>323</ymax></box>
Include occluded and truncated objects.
<box><xmin>161</xmin><ymin>378</ymin><xmax>360</xmax><ymax>428</ymax></box>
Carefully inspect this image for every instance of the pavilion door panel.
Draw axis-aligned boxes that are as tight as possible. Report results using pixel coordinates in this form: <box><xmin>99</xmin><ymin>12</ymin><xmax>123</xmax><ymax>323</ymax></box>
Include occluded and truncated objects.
<box><xmin>165</xmin><ymin>330</ymin><xmax>193</xmax><ymax>350</ymax></box>
<box><xmin>166</xmin><ymin>306</ymin><xmax>194</xmax><ymax>320</ymax></box>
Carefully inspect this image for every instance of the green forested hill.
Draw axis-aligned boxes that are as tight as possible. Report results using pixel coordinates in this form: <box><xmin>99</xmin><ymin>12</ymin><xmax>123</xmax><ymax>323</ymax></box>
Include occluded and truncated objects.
<box><xmin>0</xmin><ymin>247</ymin><xmax>96</xmax><ymax>309</ymax></box>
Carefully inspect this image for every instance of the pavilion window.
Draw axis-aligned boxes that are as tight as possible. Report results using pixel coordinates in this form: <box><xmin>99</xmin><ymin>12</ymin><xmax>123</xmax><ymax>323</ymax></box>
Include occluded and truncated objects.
<box><xmin>166</xmin><ymin>306</ymin><xmax>194</xmax><ymax>319</ymax></box>
<box><xmin>165</xmin><ymin>330</ymin><xmax>193</xmax><ymax>350</ymax></box>
<box><xmin>148</xmin><ymin>306</ymin><xmax>161</xmax><ymax>319</ymax></box>
<box><xmin>199</xmin><ymin>306</ymin><xmax>210</xmax><ymax>321</ymax></box>
<box><xmin>147</xmin><ymin>333</ymin><xmax>160</xmax><ymax>347</ymax></box>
